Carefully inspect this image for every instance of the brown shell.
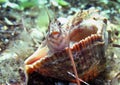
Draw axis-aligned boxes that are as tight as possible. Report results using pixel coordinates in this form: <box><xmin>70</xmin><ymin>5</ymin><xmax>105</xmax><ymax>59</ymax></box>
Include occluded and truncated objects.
<box><xmin>25</xmin><ymin>9</ymin><xmax>107</xmax><ymax>83</ymax></box>
<box><xmin>25</xmin><ymin>33</ymin><xmax>106</xmax><ymax>82</ymax></box>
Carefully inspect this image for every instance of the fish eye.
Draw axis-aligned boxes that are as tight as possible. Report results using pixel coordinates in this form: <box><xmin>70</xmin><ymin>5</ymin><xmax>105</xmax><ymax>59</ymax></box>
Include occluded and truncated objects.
<box><xmin>103</xmin><ymin>19</ymin><xmax>107</xmax><ymax>24</ymax></box>
<box><xmin>57</xmin><ymin>22</ymin><xmax>61</xmax><ymax>26</ymax></box>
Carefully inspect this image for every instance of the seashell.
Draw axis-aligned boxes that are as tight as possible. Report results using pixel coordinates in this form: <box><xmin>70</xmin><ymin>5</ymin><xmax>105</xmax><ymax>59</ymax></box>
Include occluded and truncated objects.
<box><xmin>24</xmin><ymin>9</ymin><xmax>108</xmax><ymax>84</ymax></box>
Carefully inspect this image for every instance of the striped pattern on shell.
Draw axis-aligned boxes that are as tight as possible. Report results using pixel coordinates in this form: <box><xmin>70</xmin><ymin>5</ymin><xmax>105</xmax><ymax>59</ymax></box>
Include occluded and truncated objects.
<box><xmin>25</xmin><ymin>34</ymin><xmax>106</xmax><ymax>82</ymax></box>
<box><xmin>24</xmin><ymin>9</ymin><xmax>107</xmax><ymax>83</ymax></box>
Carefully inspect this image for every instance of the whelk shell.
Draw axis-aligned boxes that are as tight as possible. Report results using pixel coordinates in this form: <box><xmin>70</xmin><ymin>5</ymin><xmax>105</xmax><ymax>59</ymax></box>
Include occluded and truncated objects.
<box><xmin>24</xmin><ymin>9</ymin><xmax>108</xmax><ymax>84</ymax></box>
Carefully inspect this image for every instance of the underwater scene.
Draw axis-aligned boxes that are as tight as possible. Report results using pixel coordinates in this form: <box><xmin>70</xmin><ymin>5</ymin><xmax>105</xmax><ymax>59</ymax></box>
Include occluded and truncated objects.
<box><xmin>0</xmin><ymin>0</ymin><xmax>120</xmax><ymax>85</ymax></box>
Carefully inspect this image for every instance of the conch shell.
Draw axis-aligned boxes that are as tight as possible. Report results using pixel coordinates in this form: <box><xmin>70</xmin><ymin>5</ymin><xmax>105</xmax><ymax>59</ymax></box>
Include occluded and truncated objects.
<box><xmin>24</xmin><ymin>9</ymin><xmax>108</xmax><ymax>84</ymax></box>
